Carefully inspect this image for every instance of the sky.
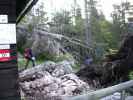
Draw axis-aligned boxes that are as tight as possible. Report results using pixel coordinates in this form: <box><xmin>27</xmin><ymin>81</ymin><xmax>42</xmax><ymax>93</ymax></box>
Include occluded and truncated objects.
<box><xmin>37</xmin><ymin>0</ymin><xmax>133</xmax><ymax>21</ymax></box>
<box><xmin>99</xmin><ymin>0</ymin><xmax>133</xmax><ymax>20</ymax></box>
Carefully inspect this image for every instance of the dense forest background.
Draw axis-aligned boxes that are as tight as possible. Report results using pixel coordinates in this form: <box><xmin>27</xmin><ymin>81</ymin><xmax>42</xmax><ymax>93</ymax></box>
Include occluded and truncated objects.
<box><xmin>17</xmin><ymin>0</ymin><xmax>133</xmax><ymax>65</ymax></box>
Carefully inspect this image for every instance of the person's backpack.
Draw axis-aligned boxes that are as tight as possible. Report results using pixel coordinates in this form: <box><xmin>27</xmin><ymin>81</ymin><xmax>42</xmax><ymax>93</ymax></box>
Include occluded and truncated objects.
<box><xmin>24</xmin><ymin>48</ymin><xmax>31</xmax><ymax>59</ymax></box>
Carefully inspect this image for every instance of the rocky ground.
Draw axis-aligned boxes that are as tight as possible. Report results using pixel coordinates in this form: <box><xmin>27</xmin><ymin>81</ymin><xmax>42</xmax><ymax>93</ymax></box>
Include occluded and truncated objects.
<box><xmin>19</xmin><ymin>61</ymin><xmax>91</xmax><ymax>100</ymax></box>
<box><xmin>19</xmin><ymin>60</ymin><xmax>133</xmax><ymax>100</ymax></box>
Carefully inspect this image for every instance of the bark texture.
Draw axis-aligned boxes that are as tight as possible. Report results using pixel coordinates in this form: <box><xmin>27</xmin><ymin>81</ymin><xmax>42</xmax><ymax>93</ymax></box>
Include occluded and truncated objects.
<box><xmin>77</xmin><ymin>36</ymin><xmax>133</xmax><ymax>87</ymax></box>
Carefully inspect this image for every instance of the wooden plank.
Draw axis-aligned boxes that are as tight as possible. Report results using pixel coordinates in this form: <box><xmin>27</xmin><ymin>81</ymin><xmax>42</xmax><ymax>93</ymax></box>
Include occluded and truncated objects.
<box><xmin>0</xmin><ymin>0</ymin><xmax>20</xmax><ymax>99</ymax></box>
<box><xmin>0</xmin><ymin>68</ymin><xmax>18</xmax><ymax>96</ymax></box>
<box><xmin>0</xmin><ymin>89</ymin><xmax>19</xmax><ymax>98</ymax></box>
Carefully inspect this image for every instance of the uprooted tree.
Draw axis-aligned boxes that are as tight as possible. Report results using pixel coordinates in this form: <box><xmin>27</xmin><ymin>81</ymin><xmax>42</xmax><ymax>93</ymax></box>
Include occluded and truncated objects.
<box><xmin>77</xmin><ymin>35</ymin><xmax>133</xmax><ymax>87</ymax></box>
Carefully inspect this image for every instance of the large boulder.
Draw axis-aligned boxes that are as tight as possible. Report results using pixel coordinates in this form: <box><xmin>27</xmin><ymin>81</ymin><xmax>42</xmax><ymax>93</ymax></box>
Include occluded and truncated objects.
<box><xmin>17</xmin><ymin>26</ymin><xmax>61</xmax><ymax>57</ymax></box>
<box><xmin>31</xmin><ymin>32</ymin><xmax>61</xmax><ymax>56</ymax></box>
<box><xmin>52</xmin><ymin>61</ymin><xmax>74</xmax><ymax>77</ymax></box>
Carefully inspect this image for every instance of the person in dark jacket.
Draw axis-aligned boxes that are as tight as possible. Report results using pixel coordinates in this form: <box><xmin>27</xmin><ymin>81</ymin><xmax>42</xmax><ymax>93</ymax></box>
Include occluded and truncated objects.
<box><xmin>84</xmin><ymin>56</ymin><xmax>93</xmax><ymax>66</ymax></box>
<box><xmin>24</xmin><ymin>48</ymin><xmax>35</xmax><ymax>69</ymax></box>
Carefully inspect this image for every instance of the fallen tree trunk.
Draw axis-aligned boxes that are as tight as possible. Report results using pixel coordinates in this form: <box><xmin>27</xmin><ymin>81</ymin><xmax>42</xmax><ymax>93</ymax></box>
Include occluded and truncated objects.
<box><xmin>19</xmin><ymin>61</ymin><xmax>74</xmax><ymax>81</ymax></box>
<box><xmin>19</xmin><ymin>61</ymin><xmax>56</xmax><ymax>82</ymax></box>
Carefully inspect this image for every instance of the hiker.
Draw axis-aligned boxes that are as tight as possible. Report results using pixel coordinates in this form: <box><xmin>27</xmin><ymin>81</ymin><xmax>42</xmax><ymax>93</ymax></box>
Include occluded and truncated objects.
<box><xmin>24</xmin><ymin>48</ymin><xmax>35</xmax><ymax>69</ymax></box>
<box><xmin>84</xmin><ymin>56</ymin><xmax>93</xmax><ymax>66</ymax></box>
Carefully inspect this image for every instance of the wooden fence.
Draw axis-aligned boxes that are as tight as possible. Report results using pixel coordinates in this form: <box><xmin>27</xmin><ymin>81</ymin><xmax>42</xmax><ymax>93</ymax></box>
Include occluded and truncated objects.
<box><xmin>62</xmin><ymin>80</ymin><xmax>133</xmax><ymax>100</ymax></box>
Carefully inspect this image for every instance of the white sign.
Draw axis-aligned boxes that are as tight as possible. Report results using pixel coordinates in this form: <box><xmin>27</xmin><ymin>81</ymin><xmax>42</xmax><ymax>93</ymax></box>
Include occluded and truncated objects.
<box><xmin>0</xmin><ymin>24</ymin><xmax>16</xmax><ymax>44</ymax></box>
<box><xmin>0</xmin><ymin>45</ymin><xmax>10</xmax><ymax>49</ymax></box>
<box><xmin>0</xmin><ymin>15</ymin><xmax>8</xmax><ymax>23</ymax></box>
<box><xmin>0</xmin><ymin>53</ymin><xmax>10</xmax><ymax>58</ymax></box>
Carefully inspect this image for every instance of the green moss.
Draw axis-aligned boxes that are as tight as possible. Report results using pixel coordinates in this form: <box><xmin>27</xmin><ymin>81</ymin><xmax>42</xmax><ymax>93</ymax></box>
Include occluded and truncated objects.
<box><xmin>37</xmin><ymin>52</ymin><xmax>56</xmax><ymax>62</ymax></box>
<box><xmin>129</xmin><ymin>71</ymin><xmax>133</xmax><ymax>80</ymax></box>
<box><xmin>54</xmin><ymin>53</ymin><xmax>73</xmax><ymax>62</ymax></box>
<box><xmin>18</xmin><ymin>58</ymin><xmax>44</xmax><ymax>70</ymax></box>
<box><xmin>72</xmin><ymin>62</ymin><xmax>81</xmax><ymax>72</ymax></box>
<box><xmin>18</xmin><ymin>52</ymin><xmax>79</xmax><ymax>71</ymax></box>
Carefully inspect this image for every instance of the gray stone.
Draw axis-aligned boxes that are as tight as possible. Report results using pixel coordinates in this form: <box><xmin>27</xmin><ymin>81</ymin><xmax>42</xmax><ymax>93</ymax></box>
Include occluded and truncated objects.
<box><xmin>126</xmin><ymin>96</ymin><xmax>133</xmax><ymax>100</ymax></box>
<box><xmin>20</xmin><ymin>61</ymin><xmax>90</xmax><ymax>99</ymax></box>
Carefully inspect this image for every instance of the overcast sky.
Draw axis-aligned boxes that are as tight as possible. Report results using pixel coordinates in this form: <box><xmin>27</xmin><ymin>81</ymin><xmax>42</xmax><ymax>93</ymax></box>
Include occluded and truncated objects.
<box><xmin>37</xmin><ymin>0</ymin><xmax>133</xmax><ymax>21</ymax></box>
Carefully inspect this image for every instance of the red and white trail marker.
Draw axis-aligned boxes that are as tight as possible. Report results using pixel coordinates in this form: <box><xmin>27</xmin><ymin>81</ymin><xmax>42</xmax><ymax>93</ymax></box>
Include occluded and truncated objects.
<box><xmin>0</xmin><ymin>49</ymin><xmax>11</xmax><ymax>62</ymax></box>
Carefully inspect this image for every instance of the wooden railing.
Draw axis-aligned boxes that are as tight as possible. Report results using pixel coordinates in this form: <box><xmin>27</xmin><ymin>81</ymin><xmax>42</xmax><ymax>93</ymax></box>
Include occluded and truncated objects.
<box><xmin>62</xmin><ymin>80</ymin><xmax>133</xmax><ymax>100</ymax></box>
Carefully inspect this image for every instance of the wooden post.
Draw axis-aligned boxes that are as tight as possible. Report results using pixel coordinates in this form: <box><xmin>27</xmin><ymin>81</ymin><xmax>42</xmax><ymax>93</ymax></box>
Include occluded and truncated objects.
<box><xmin>121</xmin><ymin>90</ymin><xmax>126</xmax><ymax>100</ymax></box>
<box><xmin>0</xmin><ymin>0</ymin><xmax>20</xmax><ymax>99</ymax></box>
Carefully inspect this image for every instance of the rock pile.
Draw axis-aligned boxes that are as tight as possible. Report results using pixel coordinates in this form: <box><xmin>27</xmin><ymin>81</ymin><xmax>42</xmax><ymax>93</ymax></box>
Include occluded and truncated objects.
<box><xmin>19</xmin><ymin>61</ymin><xmax>90</xmax><ymax>100</ymax></box>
